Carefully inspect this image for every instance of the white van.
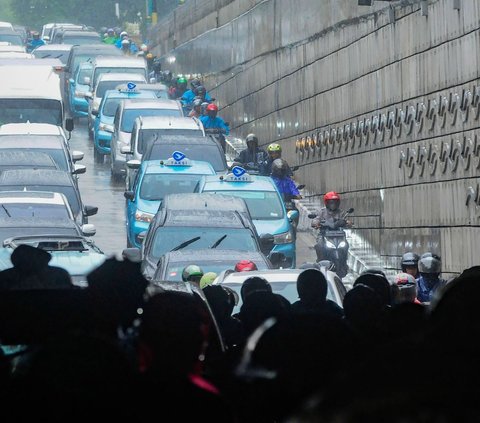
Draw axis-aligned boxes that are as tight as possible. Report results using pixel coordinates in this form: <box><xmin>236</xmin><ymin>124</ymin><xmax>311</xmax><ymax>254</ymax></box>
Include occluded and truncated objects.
<box><xmin>0</xmin><ymin>59</ymin><xmax>74</xmax><ymax>134</ymax></box>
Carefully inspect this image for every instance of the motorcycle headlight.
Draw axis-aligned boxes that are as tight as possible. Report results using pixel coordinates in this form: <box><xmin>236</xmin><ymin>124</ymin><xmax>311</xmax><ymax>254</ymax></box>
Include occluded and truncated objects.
<box><xmin>99</xmin><ymin>123</ymin><xmax>114</xmax><ymax>132</ymax></box>
<box><xmin>338</xmin><ymin>241</ymin><xmax>347</xmax><ymax>248</ymax></box>
<box><xmin>325</xmin><ymin>239</ymin><xmax>336</xmax><ymax>249</ymax></box>
<box><xmin>135</xmin><ymin>210</ymin><xmax>154</xmax><ymax>223</ymax></box>
<box><xmin>273</xmin><ymin>229</ymin><xmax>294</xmax><ymax>244</ymax></box>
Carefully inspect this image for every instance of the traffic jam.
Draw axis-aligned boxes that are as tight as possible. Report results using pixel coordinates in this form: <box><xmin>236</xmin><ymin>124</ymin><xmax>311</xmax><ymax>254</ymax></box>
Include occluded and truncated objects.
<box><xmin>0</xmin><ymin>16</ymin><xmax>472</xmax><ymax>422</ymax></box>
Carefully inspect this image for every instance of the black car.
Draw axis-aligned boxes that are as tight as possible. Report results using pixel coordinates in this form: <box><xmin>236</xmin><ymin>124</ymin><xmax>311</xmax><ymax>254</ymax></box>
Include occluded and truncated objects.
<box><xmin>0</xmin><ymin>169</ymin><xmax>97</xmax><ymax>225</ymax></box>
<box><xmin>152</xmin><ymin>249</ymin><xmax>273</xmax><ymax>282</ymax></box>
<box><xmin>123</xmin><ymin>192</ymin><xmax>273</xmax><ymax>280</ymax></box>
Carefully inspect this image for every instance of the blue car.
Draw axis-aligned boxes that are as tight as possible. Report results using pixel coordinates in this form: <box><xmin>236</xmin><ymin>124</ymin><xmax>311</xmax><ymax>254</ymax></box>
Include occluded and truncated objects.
<box><xmin>92</xmin><ymin>83</ymin><xmax>156</xmax><ymax>163</ymax></box>
<box><xmin>68</xmin><ymin>62</ymin><xmax>92</xmax><ymax>119</ymax></box>
<box><xmin>124</xmin><ymin>151</ymin><xmax>217</xmax><ymax>248</ymax></box>
<box><xmin>196</xmin><ymin>168</ymin><xmax>297</xmax><ymax>267</ymax></box>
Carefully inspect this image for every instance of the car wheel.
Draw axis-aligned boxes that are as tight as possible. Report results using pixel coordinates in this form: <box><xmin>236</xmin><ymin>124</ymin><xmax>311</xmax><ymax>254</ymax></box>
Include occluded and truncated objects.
<box><xmin>93</xmin><ymin>147</ymin><xmax>104</xmax><ymax>164</ymax></box>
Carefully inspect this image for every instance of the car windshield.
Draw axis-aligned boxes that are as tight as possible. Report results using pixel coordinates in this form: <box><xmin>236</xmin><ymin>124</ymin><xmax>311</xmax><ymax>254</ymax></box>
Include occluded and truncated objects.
<box><xmin>71</xmin><ymin>52</ymin><xmax>120</xmax><ymax>74</ymax></box>
<box><xmin>151</xmin><ymin>227</ymin><xmax>258</xmax><ymax>259</ymax></box>
<box><xmin>0</xmin><ymin>203</ymin><xmax>71</xmax><ymax>219</ymax></box>
<box><xmin>102</xmin><ymin>98</ymin><xmax>122</xmax><ymax>117</ymax></box>
<box><xmin>223</xmin><ymin>280</ymin><xmax>338</xmax><ymax>314</ymax></box>
<box><xmin>94</xmin><ymin>67</ymin><xmax>146</xmax><ymax>87</ymax></box>
<box><xmin>0</xmin><ymin>186</ymin><xmax>79</xmax><ymax>216</ymax></box>
<box><xmin>0</xmin><ymin>147</ymin><xmax>68</xmax><ymax>171</ymax></box>
<box><xmin>33</xmin><ymin>50</ymin><xmax>70</xmax><ymax>64</ymax></box>
<box><xmin>121</xmin><ymin>108</ymin><xmax>182</xmax><ymax>132</ymax></box>
<box><xmin>144</xmin><ymin>142</ymin><xmax>226</xmax><ymax>172</ymax></box>
<box><xmin>140</xmin><ymin>174</ymin><xmax>205</xmax><ymax>201</ymax></box>
<box><xmin>0</xmin><ymin>99</ymin><xmax>62</xmax><ymax>126</ymax></box>
<box><xmin>162</xmin><ymin>259</ymin><xmax>269</xmax><ymax>282</ymax></box>
<box><xmin>206</xmin><ymin>189</ymin><xmax>285</xmax><ymax>220</ymax></box>
<box><xmin>96</xmin><ymin>80</ymin><xmax>132</xmax><ymax>98</ymax></box>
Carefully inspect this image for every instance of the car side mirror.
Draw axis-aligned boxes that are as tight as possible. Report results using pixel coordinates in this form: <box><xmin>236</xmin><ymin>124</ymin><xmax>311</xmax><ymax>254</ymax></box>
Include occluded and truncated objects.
<box><xmin>124</xmin><ymin>191</ymin><xmax>134</xmax><ymax>201</ymax></box>
<box><xmin>73</xmin><ymin>164</ymin><xmax>86</xmax><ymax>175</ymax></box>
<box><xmin>287</xmin><ymin>209</ymin><xmax>299</xmax><ymax>222</ymax></box>
<box><xmin>126</xmin><ymin>160</ymin><xmax>141</xmax><ymax>169</ymax></box>
<box><xmin>81</xmin><ymin>224</ymin><xmax>96</xmax><ymax>237</ymax></box>
<box><xmin>84</xmin><ymin>205</ymin><xmax>98</xmax><ymax>217</ymax></box>
<box><xmin>71</xmin><ymin>150</ymin><xmax>84</xmax><ymax>162</ymax></box>
<box><xmin>91</xmin><ymin>109</ymin><xmax>98</xmax><ymax>116</ymax></box>
<box><xmin>69</xmin><ymin>78</ymin><xmax>75</xmax><ymax>85</ymax></box>
<box><xmin>120</xmin><ymin>146</ymin><xmax>132</xmax><ymax>154</ymax></box>
<box><xmin>122</xmin><ymin>247</ymin><xmax>142</xmax><ymax>262</ymax></box>
<box><xmin>260</xmin><ymin>233</ymin><xmax>275</xmax><ymax>245</ymax></box>
<box><xmin>149</xmin><ymin>77</ymin><xmax>156</xmax><ymax>83</ymax></box>
<box><xmin>65</xmin><ymin>118</ymin><xmax>74</xmax><ymax>132</ymax></box>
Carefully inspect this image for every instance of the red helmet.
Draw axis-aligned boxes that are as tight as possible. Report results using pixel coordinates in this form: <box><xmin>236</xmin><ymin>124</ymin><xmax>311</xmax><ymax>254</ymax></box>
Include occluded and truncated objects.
<box><xmin>324</xmin><ymin>191</ymin><xmax>340</xmax><ymax>202</ymax></box>
<box><xmin>234</xmin><ymin>260</ymin><xmax>258</xmax><ymax>272</ymax></box>
<box><xmin>206</xmin><ymin>103</ymin><xmax>218</xmax><ymax>112</ymax></box>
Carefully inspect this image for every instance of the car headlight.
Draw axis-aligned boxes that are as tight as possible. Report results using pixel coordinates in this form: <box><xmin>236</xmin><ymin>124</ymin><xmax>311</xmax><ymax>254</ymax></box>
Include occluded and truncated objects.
<box><xmin>135</xmin><ymin>210</ymin><xmax>154</xmax><ymax>222</ymax></box>
<box><xmin>273</xmin><ymin>229</ymin><xmax>294</xmax><ymax>244</ymax></box>
<box><xmin>99</xmin><ymin>123</ymin><xmax>114</xmax><ymax>132</ymax></box>
<box><xmin>325</xmin><ymin>239</ymin><xmax>336</xmax><ymax>249</ymax></box>
<box><xmin>338</xmin><ymin>241</ymin><xmax>347</xmax><ymax>248</ymax></box>
<box><xmin>74</xmin><ymin>90</ymin><xmax>85</xmax><ymax>97</ymax></box>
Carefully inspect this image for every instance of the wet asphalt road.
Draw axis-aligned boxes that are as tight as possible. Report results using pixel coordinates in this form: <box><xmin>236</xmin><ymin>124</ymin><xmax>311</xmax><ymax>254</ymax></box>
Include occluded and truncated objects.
<box><xmin>69</xmin><ymin>119</ymin><xmax>317</xmax><ymax>263</ymax></box>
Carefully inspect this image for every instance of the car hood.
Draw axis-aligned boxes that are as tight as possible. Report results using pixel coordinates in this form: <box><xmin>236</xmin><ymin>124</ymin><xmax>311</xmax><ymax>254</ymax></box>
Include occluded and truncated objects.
<box><xmin>0</xmin><ymin>247</ymin><xmax>105</xmax><ymax>276</ymax></box>
<box><xmin>137</xmin><ymin>197</ymin><xmax>161</xmax><ymax>215</ymax></box>
<box><xmin>252</xmin><ymin>218</ymin><xmax>289</xmax><ymax>237</ymax></box>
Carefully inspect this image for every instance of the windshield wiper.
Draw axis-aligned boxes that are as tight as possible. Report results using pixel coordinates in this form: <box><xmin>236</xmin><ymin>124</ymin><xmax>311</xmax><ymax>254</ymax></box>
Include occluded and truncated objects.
<box><xmin>1</xmin><ymin>204</ymin><xmax>11</xmax><ymax>217</ymax></box>
<box><xmin>170</xmin><ymin>236</ymin><xmax>201</xmax><ymax>252</ymax></box>
<box><xmin>210</xmin><ymin>234</ymin><xmax>227</xmax><ymax>249</ymax></box>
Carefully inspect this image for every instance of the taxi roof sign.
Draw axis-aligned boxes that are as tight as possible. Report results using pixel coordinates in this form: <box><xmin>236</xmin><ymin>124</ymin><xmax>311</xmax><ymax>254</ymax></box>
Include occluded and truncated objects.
<box><xmin>222</xmin><ymin>166</ymin><xmax>253</xmax><ymax>182</ymax></box>
<box><xmin>163</xmin><ymin>151</ymin><xmax>192</xmax><ymax>166</ymax></box>
<box><xmin>118</xmin><ymin>82</ymin><xmax>139</xmax><ymax>93</ymax></box>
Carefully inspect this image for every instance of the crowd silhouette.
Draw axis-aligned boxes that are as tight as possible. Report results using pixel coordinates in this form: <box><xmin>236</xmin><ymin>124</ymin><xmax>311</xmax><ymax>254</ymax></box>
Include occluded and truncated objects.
<box><xmin>0</xmin><ymin>245</ymin><xmax>478</xmax><ymax>421</ymax></box>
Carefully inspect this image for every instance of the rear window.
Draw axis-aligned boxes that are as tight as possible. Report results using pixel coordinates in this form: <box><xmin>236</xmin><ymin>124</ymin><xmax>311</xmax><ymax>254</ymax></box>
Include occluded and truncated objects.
<box><xmin>121</xmin><ymin>108</ymin><xmax>182</xmax><ymax>132</ymax></box>
<box><xmin>33</xmin><ymin>50</ymin><xmax>70</xmax><ymax>64</ymax></box>
<box><xmin>138</xmin><ymin>129</ymin><xmax>203</xmax><ymax>154</ymax></box>
<box><xmin>93</xmin><ymin>67</ymin><xmax>146</xmax><ymax>86</ymax></box>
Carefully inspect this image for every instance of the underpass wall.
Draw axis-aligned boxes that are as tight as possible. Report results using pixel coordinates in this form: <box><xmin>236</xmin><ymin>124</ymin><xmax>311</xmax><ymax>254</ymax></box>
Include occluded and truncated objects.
<box><xmin>149</xmin><ymin>0</ymin><xmax>480</xmax><ymax>276</ymax></box>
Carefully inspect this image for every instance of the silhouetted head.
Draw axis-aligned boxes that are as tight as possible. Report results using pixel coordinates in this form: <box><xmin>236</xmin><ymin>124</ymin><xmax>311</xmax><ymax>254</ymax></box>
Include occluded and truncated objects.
<box><xmin>296</xmin><ymin>268</ymin><xmax>328</xmax><ymax>305</ymax></box>
<box><xmin>240</xmin><ymin>276</ymin><xmax>272</xmax><ymax>302</ymax></box>
<box><xmin>354</xmin><ymin>272</ymin><xmax>392</xmax><ymax>307</ymax></box>
<box><xmin>11</xmin><ymin>244</ymin><xmax>51</xmax><ymax>274</ymax></box>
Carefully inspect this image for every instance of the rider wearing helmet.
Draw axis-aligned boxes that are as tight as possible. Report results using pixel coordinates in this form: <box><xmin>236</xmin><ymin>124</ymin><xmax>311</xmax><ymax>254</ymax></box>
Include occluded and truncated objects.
<box><xmin>234</xmin><ymin>133</ymin><xmax>268</xmax><ymax>172</ymax></box>
<box><xmin>27</xmin><ymin>31</ymin><xmax>45</xmax><ymax>52</ymax></box>
<box><xmin>312</xmin><ymin>191</ymin><xmax>352</xmax><ymax>262</ymax></box>
<box><xmin>401</xmin><ymin>252</ymin><xmax>420</xmax><ymax>278</ymax></box>
<box><xmin>271</xmin><ymin>158</ymin><xmax>301</xmax><ymax>201</ymax></box>
<box><xmin>182</xmin><ymin>264</ymin><xmax>204</xmax><ymax>285</ymax></box>
<box><xmin>188</xmin><ymin>97</ymin><xmax>204</xmax><ymax>118</ymax></box>
<box><xmin>416</xmin><ymin>253</ymin><xmax>447</xmax><ymax>304</ymax></box>
<box><xmin>264</xmin><ymin>143</ymin><xmax>293</xmax><ymax>177</ymax></box>
<box><xmin>170</xmin><ymin>76</ymin><xmax>189</xmax><ymax>99</ymax></box>
<box><xmin>199</xmin><ymin>103</ymin><xmax>230</xmax><ymax>135</ymax></box>
<box><xmin>234</xmin><ymin>260</ymin><xmax>258</xmax><ymax>272</ymax></box>
<box><xmin>103</xmin><ymin>28</ymin><xmax>116</xmax><ymax>44</ymax></box>
<box><xmin>181</xmin><ymin>81</ymin><xmax>212</xmax><ymax>108</ymax></box>
<box><xmin>392</xmin><ymin>272</ymin><xmax>422</xmax><ymax>305</ymax></box>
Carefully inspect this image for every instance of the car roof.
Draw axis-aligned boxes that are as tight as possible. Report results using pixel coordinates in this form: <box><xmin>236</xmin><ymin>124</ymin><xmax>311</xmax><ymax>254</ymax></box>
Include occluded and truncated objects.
<box><xmin>133</xmin><ymin>83</ymin><xmax>168</xmax><ymax>91</ymax></box>
<box><xmin>121</xmin><ymin>99</ymin><xmax>180</xmax><ymax>110</ymax></box>
<box><xmin>93</xmin><ymin>56</ymin><xmax>146</xmax><ymax>66</ymax></box>
<box><xmin>97</xmin><ymin>72</ymin><xmax>146</xmax><ymax>82</ymax></box>
<box><xmin>200</xmin><ymin>174</ymin><xmax>278</xmax><ymax>192</ymax></box>
<box><xmin>0</xmin><ymin>122</ymin><xmax>64</xmax><ymax>136</ymax></box>
<box><xmin>103</xmin><ymin>89</ymin><xmax>156</xmax><ymax>100</ymax></box>
<box><xmin>0</xmin><ymin>65</ymin><xmax>61</xmax><ymax>99</ymax></box>
<box><xmin>0</xmin><ymin>169</ymin><xmax>74</xmax><ymax>186</ymax></box>
<box><xmin>143</xmin><ymin>159</ymin><xmax>216</xmax><ymax>175</ymax></box>
<box><xmin>0</xmin><ymin>190</ymin><xmax>67</xmax><ymax>204</ymax></box>
<box><xmin>33</xmin><ymin>44</ymin><xmax>73</xmax><ymax>51</ymax></box>
<box><xmin>0</xmin><ymin>137</ymin><xmax>65</xmax><ymax>149</ymax></box>
<box><xmin>163</xmin><ymin>193</ymin><xmax>249</xmax><ymax>212</ymax></box>
<box><xmin>148</xmin><ymin>135</ymin><xmax>216</xmax><ymax>145</ymax></box>
<box><xmin>0</xmin><ymin>151</ymin><xmax>57</xmax><ymax>167</ymax></box>
<box><xmin>137</xmin><ymin>116</ymin><xmax>202</xmax><ymax>130</ymax></box>
<box><xmin>70</xmin><ymin>44</ymin><xmax>121</xmax><ymax>53</ymax></box>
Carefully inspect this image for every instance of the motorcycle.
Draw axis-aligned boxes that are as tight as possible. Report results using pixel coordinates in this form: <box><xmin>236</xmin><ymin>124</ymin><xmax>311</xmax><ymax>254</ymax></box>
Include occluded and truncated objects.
<box><xmin>308</xmin><ymin>207</ymin><xmax>354</xmax><ymax>278</ymax></box>
<box><xmin>284</xmin><ymin>184</ymin><xmax>304</xmax><ymax>236</ymax></box>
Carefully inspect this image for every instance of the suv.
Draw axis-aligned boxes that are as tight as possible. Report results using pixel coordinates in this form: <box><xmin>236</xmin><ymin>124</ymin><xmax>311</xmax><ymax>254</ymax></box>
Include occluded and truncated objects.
<box><xmin>122</xmin><ymin>192</ymin><xmax>271</xmax><ymax>280</ymax></box>
<box><xmin>87</xmin><ymin>72</ymin><xmax>147</xmax><ymax>139</ymax></box>
<box><xmin>124</xmin><ymin>134</ymin><xmax>227</xmax><ymax>190</ymax></box>
<box><xmin>110</xmin><ymin>98</ymin><xmax>183</xmax><ymax>180</ymax></box>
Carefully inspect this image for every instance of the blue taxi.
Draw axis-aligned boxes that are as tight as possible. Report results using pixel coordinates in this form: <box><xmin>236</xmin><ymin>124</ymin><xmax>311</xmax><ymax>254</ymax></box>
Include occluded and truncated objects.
<box><xmin>68</xmin><ymin>62</ymin><xmax>92</xmax><ymax>119</ymax></box>
<box><xmin>92</xmin><ymin>83</ymin><xmax>156</xmax><ymax>163</ymax></box>
<box><xmin>196</xmin><ymin>167</ymin><xmax>297</xmax><ymax>267</ymax></box>
<box><xmin>124</xmin><ymin>151</ymin><xmax>217</xmax><ymax>248</ymax></box>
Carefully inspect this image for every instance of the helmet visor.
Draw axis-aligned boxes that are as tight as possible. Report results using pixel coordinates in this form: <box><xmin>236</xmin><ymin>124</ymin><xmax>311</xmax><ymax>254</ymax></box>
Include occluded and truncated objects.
<box><xmin>326</xmin><ymin>199</ymin><xmax>339</xmax><ymax>211</ymax></box>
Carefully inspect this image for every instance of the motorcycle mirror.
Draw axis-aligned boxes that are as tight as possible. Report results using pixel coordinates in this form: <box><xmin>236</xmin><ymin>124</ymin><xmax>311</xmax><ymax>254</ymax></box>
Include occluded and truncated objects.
<box><xmin>291</xmin><ymin>165</ymin><xmax>299</xmax><ymax>171</ymax></box>
<box><xmin>308</xmin><ymin>213</ymin><xmax>317</xmax><ymax>219</ymax></box>
<box><xmin>297</xmin><ymin>184</ymin><xmax>305</xmax><ymax>190</ymax></box>
<box><xmin>347</xmin><ymin>207</ymin><xmax>354</xmax><ymax>214</ymax></box>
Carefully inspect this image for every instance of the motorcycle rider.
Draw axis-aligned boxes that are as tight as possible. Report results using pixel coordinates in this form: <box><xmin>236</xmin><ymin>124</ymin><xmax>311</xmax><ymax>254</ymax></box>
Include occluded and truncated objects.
<box><xmin>264</xmin><ymin>143</ymin><xmax>293</xmax><ymax>177</ymax></box>
<box><xmin>199</xmin><ymin>104</ymin><xmax>230</xmax><ymax>135</ymax></box>
<box><xmin>27</xmin><ymin>31</ymin><xmax>45</xmax><ymax>52</ymax></box>
<box><xmin>416</xmin><ymin>252</ymin><xmax>447</xmax><ymax>304</ymax></box>
<box><xmin>169</xmin><ymin>76</ymin><xmax>188</xmax><ymax>99</ymax></box>
<box><xmin>182</xmin><ymin>82</ymin><xmax>212</xmax><ymax>108</ymax></box>
<box><xmin>400</xmin><ymin>252</ymin><xmax>420</xmax><ymax>278</ymax></box>
<box><xmin>271</xmin><ymin>159</ymin><xmax>302</xmax><ymax>201</ymax></box>
<box><xmin>181</xmin><ymin>264</ymin><xmax>204</xmax><ymax>285</ymax></box>
<box><xmin>234</xmin><ymin>133</ymin><xmax>269</xmax><ymax>172</ymax></box>
<box><xmin>188</xmin><ymin>98</ymin><xmax>204</xmax><ymax>118</ymax></box>
<box><xmin>311</xmin><ymin>191</ymin><xmax>352</xmax><ymax>263</ymax></box>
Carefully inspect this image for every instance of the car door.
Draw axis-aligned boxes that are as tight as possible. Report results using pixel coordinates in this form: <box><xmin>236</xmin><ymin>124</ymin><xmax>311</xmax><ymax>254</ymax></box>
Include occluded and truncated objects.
<box><xmin>126</xmin><ymin>168</ymin><xmax>141</xmax><ymax>242</ymax></box>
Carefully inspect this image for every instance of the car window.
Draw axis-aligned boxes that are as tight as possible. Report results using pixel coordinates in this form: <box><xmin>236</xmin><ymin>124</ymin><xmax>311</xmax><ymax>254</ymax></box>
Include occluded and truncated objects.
<box><xmin>151</xmin><ymin>227</ymin><xmax>258</xmax><ymax>259</ymax></box>
<box><xmin>0</xmin><ymin>99</ymin><xmax>62</xmax><ymax>126</ymax></box>
<box><xmin>121</xmin><ymin>109</ymin><xmax>182</xmax><ymax>133</ymax></box>
<box><xmin>0</xmin><ymin>203</ymin><xmax>71</xmax><ymax>219</ymax></box>
<box><xmin>139</xmin><ymin>174</ymin><xmax>205</xmax><ymax>201</ymax></box>
<box><xmin>102</xmin><ymin>98</ymin><xmax>122</xmax><ymax>117</ymax></box>
<box><xmin>206</xmin><ymin>190</ymin><xmax>285</xmax><ymax>220</ymax></box>
<box><xmin>145</xmin><ymin>142</ymin><xmax>226</xmax><ymax>172</ymax></box>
